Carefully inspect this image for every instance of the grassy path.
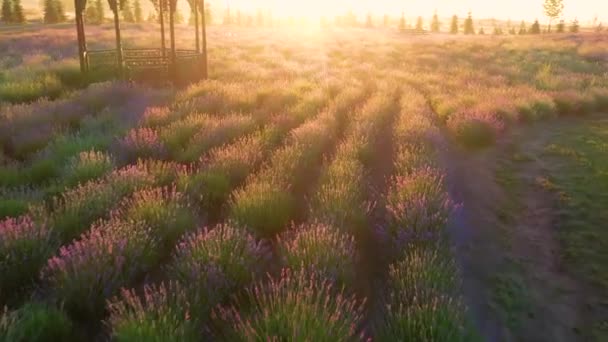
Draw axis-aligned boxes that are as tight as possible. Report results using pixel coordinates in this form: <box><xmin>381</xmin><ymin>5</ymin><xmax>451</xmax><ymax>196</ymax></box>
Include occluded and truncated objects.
<box><xmin>443</xmin><ymin>114</ymin><xmax>608</xmax><ymax>341</ymax></box>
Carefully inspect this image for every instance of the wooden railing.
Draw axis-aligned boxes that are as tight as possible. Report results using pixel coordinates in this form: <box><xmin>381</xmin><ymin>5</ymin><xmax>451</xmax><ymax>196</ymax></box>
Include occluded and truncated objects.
<box><xmin>86</xmin><ymin>48</ymin><xmax>204</xmax><ymax>85</ymax></box>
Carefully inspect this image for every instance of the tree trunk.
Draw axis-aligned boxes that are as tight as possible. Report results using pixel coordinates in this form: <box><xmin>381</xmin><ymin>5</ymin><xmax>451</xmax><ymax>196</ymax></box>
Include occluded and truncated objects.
<box><xmin>194</xmin><ymin>0</ymin><xmax>199</xmax><ymax>53</ymax></box>
<box><xmin>169</xmin><ymin>0</ymin><xmax>177</xmax><ymax>84</ymax></box>
<box><xmin>75</xmin><ymin>7</ymin><xmax>87</xmax><ymax>72</ymax></box>
<box><xmin>112</xmin><ymin>8</ymin><xmax>123</xmax><ymax>75</ymax></box>
<box><xmin>201</xmin><ymin>0</ymin><xmax>207</xmax><ymax>79</ymax></box>
<box><xmin>160</xmin><ymin>0</ymin><xmax>166</xmax><ymax>58</ymax></box>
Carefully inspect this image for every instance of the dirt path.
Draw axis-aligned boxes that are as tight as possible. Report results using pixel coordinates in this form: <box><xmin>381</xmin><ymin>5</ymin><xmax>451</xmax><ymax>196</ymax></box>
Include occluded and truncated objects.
<box><xmin>439</xmin><ymin>120</ymin><xmax>591</xmax><ymax>342</ymax></box>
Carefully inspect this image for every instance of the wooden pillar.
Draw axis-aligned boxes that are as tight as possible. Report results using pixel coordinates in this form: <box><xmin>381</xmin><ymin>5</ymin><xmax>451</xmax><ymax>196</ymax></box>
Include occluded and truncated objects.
<box><xmin>169</xmin><ymin>0</ymin><xmax>177</xmax><ymax>84</ymax></box>
<box><xmin>200</xmin><ymin>0</ymin><xmax>208</xmax><ymax>79</ymax></box>
<box><xmin>193</xmin><ymin>0</ymin><xmax>200</xmax><ymax>53</ymax></box>
<box><xmin>159</xmin><ymin>0</ymin><xmax>166</xmax><ymax>58</ymax></box>
<box><xmin>109</xmin><ymin>0</ymin><xmax>123</xmax><ymax>75</ymax></box>
<box><xmin>75</xmin><ymin>0</ymin><xmax>88</xmax><ymax>72</ymax></box>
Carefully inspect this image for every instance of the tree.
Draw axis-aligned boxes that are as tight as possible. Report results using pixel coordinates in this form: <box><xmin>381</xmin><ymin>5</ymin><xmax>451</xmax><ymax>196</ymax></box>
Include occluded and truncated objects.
<box><xmin>85</xmin><ymin>1</ymin><xmax>97</xmax><ymax>23</ymax></box>
<box><xmin>493</xmin><ymin>26</ymin><xmax>503</xmax><ymax>35</ymax></box>
<box><xmin>450</xmin><ymin>15</ymin><xmax>458</xmax><ymax>34</ymax></box>
<box><xmin>479</xmin><ymin>27</ymin><xmax>485</xmax><ymax>35</ymax></box>
<box><xmin>399</xmin><ymin>11</ymin><xmax>406</xmax><ymax>32</ymax></box>
<box><xmin>175</xmin><ymin>5</ymin><xmax>183</xmax><ymax>24</ymax></box>
<box><xmin>1</xmin><ymin>0</ymin><xmax>12</xmax><ymax>23</ymax></box>
<box><xmin>519</xmin><ymin>21</ymin><xmax>527</xmax><ymax>34</ymax></box>
<box><xmin>133</xmin><ymin>0</ymin><xmax>142</xmax><ymax>23</ymax></box>
<box><xmin>94</xmin><ymin>0</ymin><xmax>104</xmax><ymax>23</ymax></box>
<box><xmin>366</xmin><ymin>12</ymin><xmax>372</xmax><ymax>28</ymax></box>
<box><xmin>121</xmin><ymin>0</ymin><xmax>134</xmax><ymax>22</ymax></box>
<box><xmin>569</xmin><ymin>18</ymin><xmax>579</xmax><ymax>33</ymax></box>
<box><xmin>556</xmin><ymin>19</ymin><xmax>565</xmax><ymax>32</ymax></box>
<box><xmin>431</xmin><ymin>10</ymin><xmax>440</xmax><ymax>33</ymax></box>
<box><xmin>596</xmin><ymin>22</ymin><xmax>603</xmax><ymax>32</ymax></box>
<box><xmin>44</xmin><ymin>0</ymin><xmax>58</xmax><ymax>23</ymax></box>
<box><xmin>383</xmin><ymin>14</ymin><xmax>389</xmax><ymax>27</ymax></box>
<box><xmin>415</xmin><ymin>16</ymin><xmax>423</xmax><ymax>32</ymax></box>
<box><xmin>13</xmin><ymin>0</ymin><xmax>25</xmax><ymax>23</ymax></box>
<box><xmin>223</xmin><ymin>6</ymin><xmax>230</xmax><ymax>25</ymax></box>
<box><xmin>256</xmin><ymin>9</ymin><xmax>263</xmax><ymax>26</ymax></box>
<box><xmin>235</xmin><ymin>9</ymin><xmax>241</xmax><ymax>25</ymax></box>
<box><xmin>543</xmin><ymin>0</ymin><xmax>564</xmax><ymax>32</ymax></box>
<box><xmin>464</xmin><ymin>12</ymin><xmax>475</xmax><ymax>34</ymax></box>
<box><xmin>205</xmin><ymin>2</ymin><xmax>212</xmax><ymax>25</ymax></box>
<box><xmin>55</xmin><ymin>0</ymin><xmax>66</xmax><ymax>22</ymax></box>
<box><xmin>530</xmin><ymin>19</ymin><xmax>541</xmax><ymax>34</ymax></box>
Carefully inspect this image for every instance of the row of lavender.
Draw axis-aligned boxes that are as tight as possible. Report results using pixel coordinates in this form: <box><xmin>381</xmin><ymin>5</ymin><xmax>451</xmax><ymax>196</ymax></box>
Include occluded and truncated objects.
<box><xmin>0</xmin><ymin>80</ymin><xmax>370</xmax><ymax>339</ymax></box>
<box><xmin>375</xmin><ymin>87</ymin><xmax>474</xmax><ymax>340</ymax></box>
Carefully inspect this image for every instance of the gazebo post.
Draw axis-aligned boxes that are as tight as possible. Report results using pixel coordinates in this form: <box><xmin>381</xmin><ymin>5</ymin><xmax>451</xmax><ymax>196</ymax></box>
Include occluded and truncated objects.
<box><xmin>200</xmin><ymin>0</ymin><xmax>208</xmax><ymax>79</ymax></box>
<box><xmin>159</xmin><ymin>0</ymin><xmax>166</xmax><ymax>58</ymax></box>
<box><xmin>169</xmin><ymin>0</ymin><xmax>177</xmax><ymax>84</ymax></box>
<box><xmin>108</xmin><ymin>0</ymin><xmax>124</xmax><ymax>75</ymax></box>
<box><xmin>193</xmin><ymin>0</ymin><xmax>200</xmax><ymax>53</ymax></box>
<box><xmin>74</xmin><ymin>0</ymin><xmax>88</xmax><ymax>72</ymax></box>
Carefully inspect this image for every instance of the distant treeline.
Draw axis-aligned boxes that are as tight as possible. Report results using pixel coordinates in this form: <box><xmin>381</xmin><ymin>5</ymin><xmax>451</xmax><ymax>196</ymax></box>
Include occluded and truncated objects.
<box><xmin>0</xmin><ymin>0</ymin><xmax>605</xmax><ymax>34</ymax></box>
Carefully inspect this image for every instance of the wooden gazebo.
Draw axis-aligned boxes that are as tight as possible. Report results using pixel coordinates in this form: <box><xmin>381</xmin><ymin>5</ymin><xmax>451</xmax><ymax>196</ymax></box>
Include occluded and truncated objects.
<box><xmin>74</xmin><ymin>0</ymin><xmax>208</xmax><ymax>85</ymax></box>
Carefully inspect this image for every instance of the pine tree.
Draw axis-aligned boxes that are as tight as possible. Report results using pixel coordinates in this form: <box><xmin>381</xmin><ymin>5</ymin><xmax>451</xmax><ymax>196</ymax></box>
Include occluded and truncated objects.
<box><xmin>44</xmin><ymin>0</ymin><xmax>57</xmax><ymax>23</ymax></box>
<box><xmin>13</xmin><ymin>0</ymin><xmax>25</xmax><ymax>23</ymax></box>
<box><xmin>464</xmin><ymin>12</ymin><xmax>475</xmax><ymax>34</ymax></box>
<box><xmin>366</xmin><ymin>12</ymin><xmax>372</xmax><ymax>28</ymax></box>
<box><xmin>256</xmin><ymin>9</ymin><xmax>263</xmax><ymax>26</ymax></box>
<box><xmin>55</xmin><ymin>0</ymin><xmax>66</xmax><ymax>22</ymax></box>
<box><xmin>596</xmin><ymin>23</ymin><xmax>603</xmax><ymax>32</ymax></box>
<box><xmin>479</xmin><ymin>27</ymin><xmax>485</xmax><ymax>35</ymax></box>
<box><xmin>415</xmin><ymin>16</ymin><xmax>423</xmax><ymax>32</ymax></box>
<box><xmin>450</xmin><ymin>15</ymin><xmax>458</xmax><ymax>34</ymax></box>
<box><xmin>431</xmin><ymin>11</ymin><xmax>440</xmax><ymax>33</ymax></box>
<box><xmin>519</xmin><ymin>21</ymin><xmax>527</xmax><ymax>34</ymax></box>
<box><xmin>85</xmin><ymin>1</ymin><xmax>97</xmax><ymax>23</ymax></box>
<box><xmin>122</xmin><ymin>0</ymin><xmax>134</xmax><ymax>22</ymax></box>
<box><xmin>1</xmin><ymin>0</ymin><xmax>12</xmax><ymax>23</ymax></box>
<box><xmin>133</xmin><ymin>0</ymin><xmax>142</xmax><ymax>23</ymax></box>
<box><xmin>530</xmin><ymin>19</ymin><xmax>541</xmax><ymax>34</ymax></box>
<box><xmin>95</xmin><ymin>0</ymin><xmax>104</xmax><ymax>24</ymax></box>
<box><xmin>223</xmin><ymin>6</ymin><xmax>230</xmax><ymax>25</ymax></box>
<box><xmin>569</xmin><ymin>18</ymin><xmax>579</xmax><ymax>33</ymax></box>
<box><xmin>205</xmin><ymin>2</ymin><xmax>212</xmax><ymax>25</ymax></box>
<box><xmin>556</xmin><ymin>19</ymin><xmax>565</xmax><ymax>33</ymax></box>
<box><xmin>399</xmin><ymin>12</ymin><xmax>406</xmax><ymax>32</ymax></box>
<box><xmin>175</xmin><ymin>6</ymin><xmax>183</xmax><ymax>24</ymax></box>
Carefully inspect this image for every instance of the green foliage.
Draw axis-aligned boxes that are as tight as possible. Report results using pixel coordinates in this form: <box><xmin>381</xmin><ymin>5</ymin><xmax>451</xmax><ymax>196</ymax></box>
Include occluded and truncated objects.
<box><xmin>543</xmin><ymin>0</ymin><xmax>564</xmax><ymax>26</ymax></box>
<box><xmin>1</xmin><ymin>0</ymin><xmax>11</xmax><ymax>23</ymax></box>
<box><xmin>450</xmin><ymin>15</ymin><xmax>458</xmax><ymax>34</ymax></box>
<box><xmin>431</xmin><ymin>11</ymin><xmax>440</xmax><ymax>33</ymax></box>
<box><xmin>399</xmin><ymin>12</ymin><xmax>406</xmax><ymax>32</ymax></box>
<box><xmin>0</xmin><ymin>303</ymin><xmax>73</xmax><ymax>342</ymax></box>
<box><xmin>121</xmin><ymin>0</ymin><xmax>134</xmax><ymax>22</ymax></box>
<box><xmin>12</xmin><ymin>0</ymin><xmax>24</xmax><ymax>23</ymax></box>
<box><xmin>133</xmin><ymin>0</ymin><xmax>142</xmax><ymax>22</ymax></box>
<box><xmin>530</xmin><ymin>19</ymin><xmax>541</xmax><ymax>34</ymax></box>
<box><xmin>107</xmin><ymin>282</ymin><xmax>197</xmax><ymax>342</ymax></box>
<box><xmin>556</xmin><ymin>19</ymin><xmax>565</xmax><ymax>33</ymax></box>
<box><xmin>569</xmin><ymin>18</ymin><xmax>579</xmax><ymax>33</ymax></box>
<box><xmin>464</xmin><ymin>12</ymin><xmax>475</xmax><ymax>34</ymax></box>
<box><xmin>519</xmin><ymin>21</ymin><xmax>527</xmax><ymax>34</ymax></box>
<box><xmin>214</xmin><ymin>269</ymin><xmax>365</xmax><ymax>341</ymax></box>
<box><xmin>230</xmin><ymin>182</ymin><xmax>295</xmax><ymax>238</ymax></box>
<box><xmin>415</xmin><ymin>16</ymin><xmax>423</xmax><ymax>32</ymax></box>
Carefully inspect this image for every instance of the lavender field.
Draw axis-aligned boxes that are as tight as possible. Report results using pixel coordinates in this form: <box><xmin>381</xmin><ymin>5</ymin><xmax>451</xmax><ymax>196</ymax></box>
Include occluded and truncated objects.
<box><xmin>1</xmin><ymin>23</ymin><xmax>608</xmax><ymax>341</ymax></box>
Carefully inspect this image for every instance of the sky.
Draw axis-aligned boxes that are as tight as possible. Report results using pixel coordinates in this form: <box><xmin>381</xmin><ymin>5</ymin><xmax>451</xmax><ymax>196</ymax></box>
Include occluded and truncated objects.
<box><xmin>218</xmin><ymin>0</ymin><xmax>608</xmax><ymax>23</ymax></box>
